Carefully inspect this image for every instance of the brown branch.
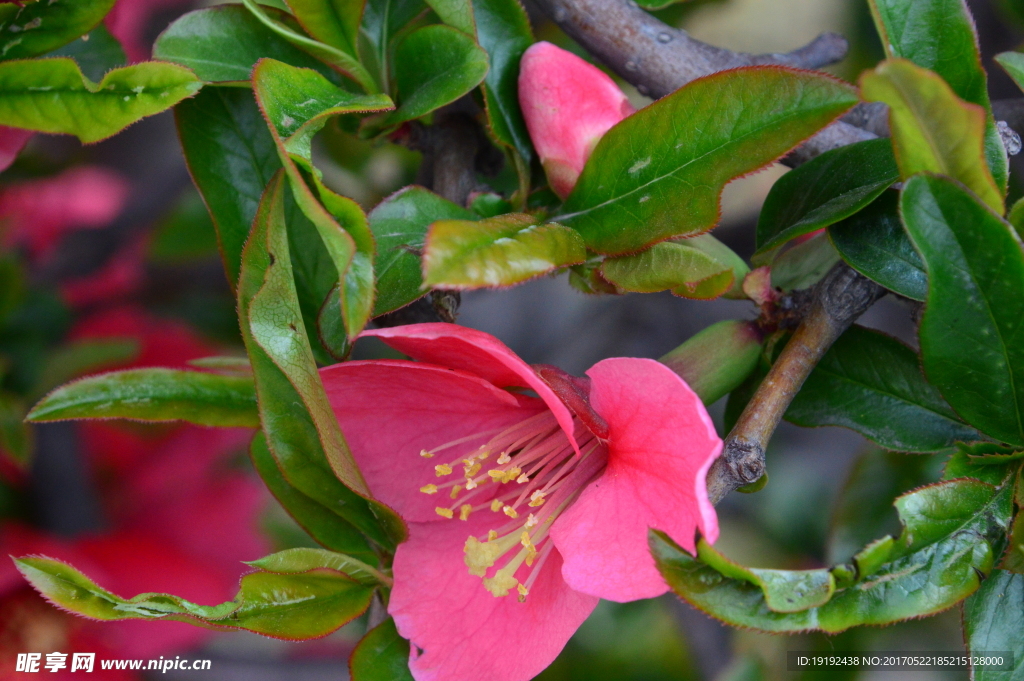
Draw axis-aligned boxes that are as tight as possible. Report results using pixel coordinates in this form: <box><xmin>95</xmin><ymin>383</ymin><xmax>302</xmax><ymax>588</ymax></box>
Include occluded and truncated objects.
<box><xmin>706</xmin><ymin>264</ymin><xmax>884</xmax><ymax>504</ymax></box>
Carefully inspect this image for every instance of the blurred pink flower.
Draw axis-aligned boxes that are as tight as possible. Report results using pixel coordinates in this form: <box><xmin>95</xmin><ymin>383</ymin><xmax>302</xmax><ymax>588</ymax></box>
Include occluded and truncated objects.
<box><xmin>59</xmin><ymin>238</ymin><xmax>148</xmax><ymax>309</ymax></box>
<box><xmin>0</xmin><ymin>126</ymin><xmax>33</xmax><ymax>173</ymax></box>
<box><xmin>1</xmin><ymin>308</ymin><xmax>267</xmax><ymax>677</ymax></box>
<box><xmin>105</xmin><ymin>0</ymin><xmax>195</xmax><ymax>62</ymax></box>
<box><xmin>321</xmin><ymin>323</ymin><xmax>721</xmax><ymax>681</ymax></box>
<box><xmin>518</xmin><ymin>41</ymin><xmax>635</xmax><ymax>199</ymax></box>
<box><xmin>0</xmin><ymin>166</ymin><xmax>129</xmax><ymax>259</ymax></box>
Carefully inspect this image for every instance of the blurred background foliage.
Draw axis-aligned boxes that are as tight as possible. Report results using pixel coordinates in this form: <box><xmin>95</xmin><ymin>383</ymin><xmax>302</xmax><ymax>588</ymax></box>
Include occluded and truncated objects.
<box><xmin>2</xmin><ymin>0</ymin><xmax>1022</xmax><ymax>678</ymax></box>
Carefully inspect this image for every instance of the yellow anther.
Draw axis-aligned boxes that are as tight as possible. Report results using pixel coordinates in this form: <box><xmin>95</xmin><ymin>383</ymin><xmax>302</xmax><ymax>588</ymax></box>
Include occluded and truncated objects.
<box><xmin>464</xmin><ymin>463</ymin><xmax>482</xmax><ymax>477</ymax></box>
<box><xmin>435</xmin><ymin>507</ymin><xmax>454</xmax><ymax>519</ymax></box>
<box><xmin>525</xmin><ymin>548</ymin><xmax>538</xmax><ymax>566</ymax></box>
<box><xmin>488</xmin><ymin>469</ymin><xmax>504</xmax><ymax>481</ymax></box>
<box><xmin>465</xmin><ymin>478</ymin><xmax>478</xmax><ymax>490</ymax></box>
<box><xmin>420</xmin><ymin>449</ymin><xmax>434</xmax><ymax>458</ymax></box>
<box><xmin>419</xmin><ymin>484</ymin><xmax>438</xmax><ymax>495</ymax></box>
<box><xmin>477</xmin><ymin>451</ymin><xmax>490</xmax><ymax>460</ymax></box>
<box><xmin>516</xmin><ymin>473</ymin><xmax>530</xmax><ymax>484</ymax></box>
<box><xmin>503</xmin><ymin>505</ymin><xmax>519</xmax><ymax>519</ymax></box>
<box><xmin>525</xmin><ymin>513</ymin><xmax>538</xmax><ymax>529</ymax></box>
<box><xmin>502</xmin><ymin>467</ymin><xmax>522</xmax><ymax>483</ymax></box>
<box><xmin>528</xmin><ymin>491</ymin><xmax>546</xmax><ymax>507</ymax></box>
<box><xmin>497</xmin><ymin>452</ymin><xmax>512</xmax><ymax>465</ymax></box>
<box><xmin>490</xmin><ymin>499</ymin><xmax>503</xmax><ymax>512</ymax></box>
<box><xmin>487</xmin><ymin>530</ymin><xmax>498</xmax><ymax>541</ymax></box>
<box><xmin>483</xmin><ymin>572</ymin><xmax>519</xmax><ymax>597</ymax></box>
<box><xmin>435</xmin><ymin>464</ymin><xmax>453</xmax><ymax>476</ymax></box>
<box><xmin>459</xmin><ymin>504</ymin><xmax>473</xmax><ymax>521</ymax></box>
<box><xmin>517</xmin><ymin>583</ymin><xmax>529</xmax><ymax>601</ymax></box>
<box><xmin>449</xmin><ymin>484</ymin><xmax>463</xmax><ymax>499</ymax></box>
<box><xmin>464</xmin><ymin>536</ymin><xmax>504</xmax><ymax>576</ymax></box>
<box><xmin>520</xmin><ymin>531</ymin><xmax>534</xmax><ymax>550</ymax></box>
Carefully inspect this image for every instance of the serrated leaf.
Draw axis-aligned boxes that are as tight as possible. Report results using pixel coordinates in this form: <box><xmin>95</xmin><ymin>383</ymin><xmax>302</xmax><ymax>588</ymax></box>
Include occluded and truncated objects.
<box><xmin>828</xmin><ymin>190</ymin><xmax>926</xmax><ymax>301</ymax></box>
<box><xmin>786</xmin><ymin>325</ymin><xmax>978</xmax><ymax>452</ymax></box>
<box><xmin>963</xmin><ymin>569</ymin><xmax>1024</xmax><ymax>680</ymax></box>
<box><xmin>252</xmin><ymin>58</ymin><xmax>392</xmax><ymax>338</ymax></box>
<box><xmin>241</xmin><ymin>0</ymin><xmax>377</xmax><ymax>92</ymax></box>
<box><xmin>245</xmin><ymin>547</ymin><xmax>386</xmax><ymax>586</ymax></box>
<box><xmin>0</xmin><ymin>58</ymin><xmax>201</xmax><ymax>144</ymax></box>
<box><xmin>26</xmin><ymin>368</ymin><xmax>260</xmax><ymax>427</ymax></box>
<box><xmin>473</xmin><ymin>0</ymin><xmax>533</xmax><ymax>163</ymax></box>
<box><xmin>350</xmin><ymin>617</ymin><xmax>414</xmax><ymax>681</ymax></box>
<box><xmin>600</xmin><ymin>240</ymin><xmax>730</xmax><ymax>297</ymax></box>
<box><xmin>860</xmin><ymin>59</ymin><xmax>1003</xmax><ymax>214</ymax></box>
<box><xmin>369</xmin><ymin>186</ymin><xmax>476</xmax><ymax>315</ymax></box>
<box><xmin>422</xmin><ymin>214</ymin><xmax>585</xmax><ymax>288</ymax></box>
<box><xmin>0</xmin><ymin>0</ymin><xmax>116</xmax><ymax>61</ymax></box>
<box><xmin>756</xmin><ymin>138</ymin><xmax>898</xmax><ymax>254</ymax></box>
<box><xmin>240</xmin><ymin>172</ymin><xmax>406</xmax><ymax>551</ymax></box>
<box><xmin>900</xmin><ymin>174</ymin><xmax>1024</xmax><ymax>447</ymax></box>
<box><xmin>943</xmin><ymin>447</ymin><xmax>1015</xmax><ymax>487</ymax></box>
<box><xmin>559</xmin><ymin>67</ymin><xmax>857</xmax><ymax>255</ymax></box>
<box><xmin>45</xmin><ymin>25</ymin><xmax>126</xmax><ymax>83</ymax></box>
<box><xmin>367</xmin><ymin>24</ymin><xmax>488</xmax><ymax>132</ymax></box>
<box><xmin>957</xmin><ymin>441</ymin><xmax>1024</xmax><ymax>465</ymax></box>
<box><xmin>870</xmin><ymin>0</ymin><xmax>1007</xmax><ymax>192</ymax></box>
<box><xmin>250</xmin><ymin>432</ymin><xmax>377</xmax><ymax>564</ymax></box>
<box><xmin>654</xmin><ymin>477</ymin><xmax>1013</xmax><ymax>632</ymax></box>
<box><xmin>286</xmin><ymin>0</ymin><xmax>364</xmax><ymax>58</ymax></box>
<box><xmin>175</xmin><ymin>87</ymin><xmax>281</xmax><ymax>288</ymax></box>
<box><xmin>14</xmin><ymin>555</ymin><xmax>373</xmax><ymax>640</ymax></box>
<box><xmin>154</xmin><ymin>5</ymin><xmax>340</xmax><ymax>84</ymax></box>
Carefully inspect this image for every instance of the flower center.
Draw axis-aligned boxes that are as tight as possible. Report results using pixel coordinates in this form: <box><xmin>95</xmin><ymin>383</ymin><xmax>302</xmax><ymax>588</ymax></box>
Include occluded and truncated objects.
<box><xmin>419</xmin><ymin>411</ymin><xmax>607</xmax><ymax>601</ymax></box>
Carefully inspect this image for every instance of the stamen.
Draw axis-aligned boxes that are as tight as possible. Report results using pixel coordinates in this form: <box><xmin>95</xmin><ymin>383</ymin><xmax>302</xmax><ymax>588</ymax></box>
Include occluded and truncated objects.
<box><xmin>490</xmin><ymin>499</ymin><xmax>503</xmax><ymax>512</ymax></box>
<box><xmin>517</xmin><ymin>583</ymin><xmax>529</xmax><ymax>601</ymax></box>
<box><xmin>449</xmin><ymin>484</ymin><xmax>463</xmax><ymax>499</ymax></box>
<box><xmin>435</xmin><ymin>507</ymin><xmax>453</xmax><ymax>519</ymax></box>
<box><xmin>420</xmin><ymin>449</ymin><xmax>434</xmax><ymax>458</ymax></box>
<box><xmin>525</xmin><ymin>513</ymin><xmax>538</xmax><ymax>529</ymax></box>
<box><xmin>497</xmin><ymin>452</ymin><xmax>512</xmax><ymax>464</ymax></box>
<box><xmin>435</xmin><ymin>464</ymin><xmax>453</xmax><ymax>476</ymax></box>
<box><xmin>459</xmin><ymin>504</ymin><xmax>473</xmax><ymax>521</ymax></box>
<box><xmin>503</xmin><ymin>505</ymin><xmax>519</xmax><ymax>518</ymax></box>
<box><xmin>420</xmin><ymin>484</ymin><xmax>438</xmax><ymax>494</ymax></box>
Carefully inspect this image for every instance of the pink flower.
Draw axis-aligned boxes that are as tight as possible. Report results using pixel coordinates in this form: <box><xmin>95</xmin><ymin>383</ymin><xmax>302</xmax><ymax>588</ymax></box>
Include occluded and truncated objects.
<box><xmin>518</xmin><ymin>42</ymin><xmax>635</xmax><ymax>199</ymax></box>
<box><xmin>321</xmin><ymin>323</ymin><xmax>721</xmax><ymax>681</ymax></box>
<box><xmin>105</xmin><ymin>0</ymin><xmax>195</xmax><ymax>63</ymax></box>
<box><xmin>0</xmin><ymin>126</ymin><xmax>33</xmax><ymax>173</ymax></box>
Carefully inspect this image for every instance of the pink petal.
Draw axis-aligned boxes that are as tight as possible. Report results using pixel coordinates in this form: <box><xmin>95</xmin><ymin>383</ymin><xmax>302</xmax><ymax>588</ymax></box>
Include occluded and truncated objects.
<box><xmin>322</xmin><ymin>360</ymin><xmax>547</xmax><ymax>522</ymax></box>
<box><xmin>59</xmin><ymin>237</ymin><xmax>147</xmax><ymax>309</ymax></box>
<box><xmin>70</xmin><ymin>305</ymin><xmax>218</xmax><ymax>370</ymax></box>
<box><xmin>0</xmin><ymin>126</ymin><xmax>33</xmax><ymax>172</ymax></box>
<box><xmin>105</xmin><ymin>0</ymin><xmax>193</xmax><ymax>62</ymax></box>
<box><xmin>362</xmin><ymin>324</ymin><xmax>579</xmax><ymax>452</ymax></box>
<box><xmin>550</xmin><ymin>358</ymin><xmax>721</xmax><ymax>602</ymax></box>
<box><xmin>390</xmin><ymin>515</ymin><xmax>598</xmax><ymax>681</ymax></box>
<box><xmin>518</xmin><ymin>42</ymin><xmax>634</xmax><ymax>199</ymax></box>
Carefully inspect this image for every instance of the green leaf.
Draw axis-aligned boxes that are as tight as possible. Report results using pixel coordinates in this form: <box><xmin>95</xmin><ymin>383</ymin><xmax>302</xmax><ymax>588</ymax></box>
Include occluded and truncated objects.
<box><xmin>963</xmin><ymin>569</ymin><xmax>1024</xmax><ymax>681</ymax></box>
<box><xmin>696</xmin><ymin>539</ymin><xmax>835</xmax><ymax>612</ymax></box>
<box><xmin>1009</xmin><ymin>195</ymin><xmax>1024</xmax><ymax>240</ymax></box>
<box><xmin>250</xmin><ymin>432</ymin><xmax>377</xmax><ymax>564</ymax></box>
<box><xmin>252</xmin><ymin>58</ymin><xmax>392</xmax><ymax>339</ymax></box>
<box><xmin>943</xmin><ymin>447</ymin><xmax>1016</xmax><ymax>487</ymax></box>
<box><xmin>15</xmin><ymin>554</ymin><xmax>373</xmax><ymax>640</ymax></box>
<box><xmin>559</xmin><ymin>67</ymin><xmax>857</xmax><ymax>255</ymax></box>
<box><xmin>828</xmin><ymin>190</ymin><xmax>926</xmax><ymax>301</ymax></box>
<box><xmin>0</xmin><ymin>58</ymin><xmax>201</xmax><ymax>143</ymax></box>
<box><xmin>241</xmin><ymin>0</ymin><xmax>377</xmax><ymax>92</ymax></box>
<box><xmin>600</xmin><ymin>240</ymin><xmax>731</xmax><ymax>297</ymax></box>
<box><xmin>45</xmin><ymin>25</ymin><xmax>126</xmax><ymax>83</ymax></box>
<box><xmin>768</xmin><ymin>231</ymin><xmax>840</xmax><ymax>292</ymax></box>
<box><xmin>996</xmin><ymin>51</ymin><xmax>1024</xmax><ymax>94</ymax></box>
<box><xmin>245</xmin><ymin>547</ymin><xmax>387</xmax><ymax>586</ymax></box>
<box><xmin>900</xmin><ymin>174</ymin><xmax>1024</xmax><ymax>447</ymax></box>
<box><xmin>422</xmin><ymin>214</ymin><xmax>585</xmax><ymax>288</ymax></box>
<box><xmin>154</xmin><ymin>5</ymin><xmax>340</xmax><ymax>84</ymax></box>
<box><xmin>0</xmin><ymin>392</ymin><xmax>32</xmax><ymax>467</ymax></box>
<box><xmin>26</xmin><ymin>368</ymin><xmax>260</xmax><ymax>428</ymax></box>
<box><xmin>956</xmin><ymin>441</ymin><xmax>1024</xmax><ymax>465</ymax></box>
<box><xmin>869</xmin><ymin>0</ymin><xmax>1007</xmax><ymax>192</ymax></box>
<box><xmin>350</xmin><ymin>618</ymin><xmax>415</xmax><ymax>681</ymax></box>
<box><xmin>828</xmin><ymin>447</ymin><xmax>943</xmax><ymax>564</ymax></box>
<box><xmin>368</xmin><ymin>24</ymin><xmax>488</xmax><ymax>132</ymax></box>
<box><xmin>0</xmin><ymin>0</ymin><xmax>116</xmax><ymax>61</ymax></box>
<box><xmin>755</xmin><ymin>138</ymin><xmax>898</xmax><ymax>254</ymax></box>
<box><xmin>175</xmin><ymin>87</ymin><xmax>281</xmax><ymax>287</ymax></box>
<box><xmin>240</xmin><ymin>171</ymin><xmax>405</xmax><ymax>550</ymax></box>
<box><xmin>360</xmin><ymin>0</ymin><xmax>427</xmax><ymax>93</ymax></box>
<box><xmin>285</xmin><ymin>0</ymin><xmax>364</xmax><ymax>57</ymax></box>
<box><xmin>369</xmin><ymin>186</ymin><xmax>475</xmax><ymax>315</ymax></box>
<box><xmin>425</xmin><ymin>0</ymin><xmax>474</xmax><ymax>34</ymax></box>
<box><xmin>860</xmin><ymin>59</ymin><xmax>1003</xmax><ymax>214</ymax></box>
<box><xmin>653</xmin><ymin>477</ymin><xmax>1013</xmax><ymax>632</ymax></box>
<box><xmin>29</xmin><ymin>339</ymin><xmax>138</xmax><ymax>401</ymax></box>
<box><xmin>786</xmin><ymin>325</ymin><xmax>978</xmax><ymax>452</ymax></box>
<box><xmin>473</xmin><ymin>0</ymin><xmax>533</xmax><ymax>163</ymax></box>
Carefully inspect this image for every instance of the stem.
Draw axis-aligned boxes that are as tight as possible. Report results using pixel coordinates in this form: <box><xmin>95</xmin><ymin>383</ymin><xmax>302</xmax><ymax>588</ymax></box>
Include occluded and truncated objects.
<box><xmin>706</xmin><ymin>264</ymin><xmax>884</xmax><ymax>504</ymax></box>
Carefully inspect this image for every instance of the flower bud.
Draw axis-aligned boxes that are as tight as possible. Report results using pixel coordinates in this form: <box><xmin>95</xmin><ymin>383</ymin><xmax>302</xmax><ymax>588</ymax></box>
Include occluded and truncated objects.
<box><xmin>660</xmin><ymin>320</ymin><xmax>764</xmax><ymax>405</ymax></box>
<box><xmin>518</xmin><ymin>41</ymin><xmax>634</xmax><ymax>199</ymax></box>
